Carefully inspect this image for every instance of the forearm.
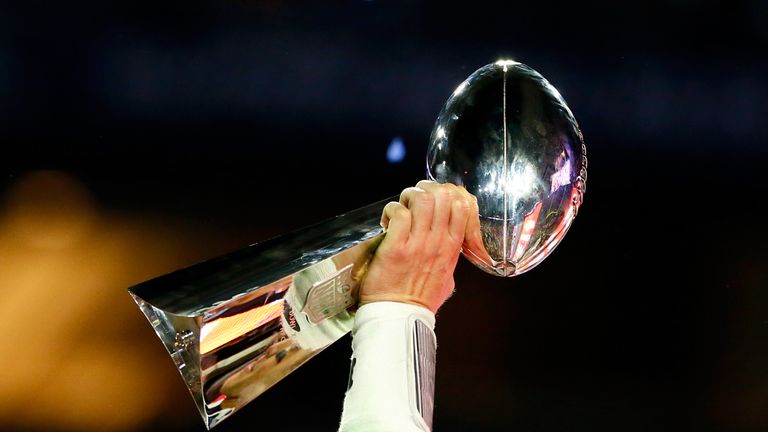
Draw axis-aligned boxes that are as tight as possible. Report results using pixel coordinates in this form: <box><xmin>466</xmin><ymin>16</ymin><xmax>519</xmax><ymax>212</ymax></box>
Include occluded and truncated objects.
<box><xmin>339</xmin><ymin>302</ymin><xmax>437</xmax><ymax>432</ymax></box>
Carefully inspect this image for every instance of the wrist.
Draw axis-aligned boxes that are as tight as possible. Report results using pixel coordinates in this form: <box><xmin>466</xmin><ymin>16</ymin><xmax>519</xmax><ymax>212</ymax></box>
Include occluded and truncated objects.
<box><xmin>354</xmin><ymin>301</ymin><xmax>435</xmax><ymax>330</ymax></box>
<box><xmin>359</xmin><ymin>295</ymin><xmax>436</xmax><ymax>314</ymax></box>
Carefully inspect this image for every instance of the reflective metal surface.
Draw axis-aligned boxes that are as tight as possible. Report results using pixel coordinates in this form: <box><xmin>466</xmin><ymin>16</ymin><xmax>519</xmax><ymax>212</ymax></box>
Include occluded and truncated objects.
<box><xmin>129</xmin><ymin>60</ymin><xmax>586</xmax><ymax>429</ymax></box>
<box><xmin>129</xmin><ymin>199</ymin><xmax>388</xmax><ymax>428</ymax></box>
<box><xmin>428</xmin><ymin>60</ymin><xmax>587</xmax><ymax>276</ymax></box>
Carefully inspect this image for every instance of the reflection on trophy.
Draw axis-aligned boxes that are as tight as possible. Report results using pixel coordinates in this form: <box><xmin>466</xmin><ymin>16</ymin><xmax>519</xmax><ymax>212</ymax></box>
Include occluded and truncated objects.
<box><xmin>129</xmin><ymin>60</ymin><xmax>587</xmax><ymax>429</ymax></box>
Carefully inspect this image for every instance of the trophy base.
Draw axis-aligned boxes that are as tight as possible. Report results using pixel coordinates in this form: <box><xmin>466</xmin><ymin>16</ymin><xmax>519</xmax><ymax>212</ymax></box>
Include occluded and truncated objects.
<box><xmin>129</xmin><ymin>198</ymin><xmax>391</xmax><ymax>428</ymax></box>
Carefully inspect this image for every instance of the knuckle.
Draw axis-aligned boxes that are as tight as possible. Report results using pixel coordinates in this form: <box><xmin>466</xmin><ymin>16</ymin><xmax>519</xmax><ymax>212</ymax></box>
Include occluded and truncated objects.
<box><xmin>390</xmin><ymin>203</ymin><xmax>407</xmax><ymax>216</ymax></box>
<box><xmin>432</xmin><ymin>185</ymin><xmax>452</xmax><ymax>202</ymax></box>
<box><xmin>398</xmin><ymin>187</ymin><xmax>412</xmax><ymax>201</ymax></box>
<box><xmin>416</xmin><ymin>179</ymin><xmax>436</xmax><ymax>189</ymax></box>
<box><xmin>415</xmin><ymin>190</ymin><xmax>434</xmax><ymax>205</ymax></box>
<box><xmin>385</xmin><ymin>202</ymin><xmax>409</xmax><ymax>220</ymax></box>
<box><xmin>457</xmin><ymin>187</ymin><xmax>471</xmax><ymax>204</ymax></box>
<box><xmin>457</xmin><ymin>196</ymin><xmax>471</xmax><ymax>211</ymax></box>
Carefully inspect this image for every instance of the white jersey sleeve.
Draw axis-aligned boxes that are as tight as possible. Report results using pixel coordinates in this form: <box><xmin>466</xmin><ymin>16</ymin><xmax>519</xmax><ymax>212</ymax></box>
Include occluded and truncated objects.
<box><xmin>339</xmin><ymin>302</ymin><xmax>437</xmax><ymax>432</ymax></box>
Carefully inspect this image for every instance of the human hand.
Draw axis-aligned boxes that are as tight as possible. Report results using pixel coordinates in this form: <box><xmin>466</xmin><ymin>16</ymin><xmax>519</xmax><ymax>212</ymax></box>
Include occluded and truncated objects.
<box><xmin>359</xmin><ymin>180</ymin><xmax>479</xmax><ymax>314</ymax></box>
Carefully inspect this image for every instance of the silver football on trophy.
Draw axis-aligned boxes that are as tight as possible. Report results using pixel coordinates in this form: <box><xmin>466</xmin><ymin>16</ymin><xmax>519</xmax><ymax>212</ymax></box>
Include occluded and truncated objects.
<box><xmin>428</xmin><ymin>60</ymin><xmax>587</xmax><ymax>276</ymax></box>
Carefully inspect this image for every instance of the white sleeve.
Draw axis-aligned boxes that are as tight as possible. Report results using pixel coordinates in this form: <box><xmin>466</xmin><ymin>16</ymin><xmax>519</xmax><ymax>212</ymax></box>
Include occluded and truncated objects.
<box><xmin>339</xmin><ymin>302</ymin><xmax>437</xmax><ymax>432</ymax></box>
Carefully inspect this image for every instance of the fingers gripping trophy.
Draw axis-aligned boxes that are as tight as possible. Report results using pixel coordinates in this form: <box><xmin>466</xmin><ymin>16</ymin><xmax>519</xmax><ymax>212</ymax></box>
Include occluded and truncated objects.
<box><xmin>129</xmin><ymin>60</ymin><xmax>587</xmax><ymax>429</ymax></box>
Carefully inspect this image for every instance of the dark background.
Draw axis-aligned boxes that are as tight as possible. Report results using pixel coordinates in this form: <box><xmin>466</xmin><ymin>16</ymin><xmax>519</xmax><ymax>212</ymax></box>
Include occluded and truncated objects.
<box><xmin>1</xmin><ymin>1</ymin><xmax>766</xmax><ymax>431</ymax></box>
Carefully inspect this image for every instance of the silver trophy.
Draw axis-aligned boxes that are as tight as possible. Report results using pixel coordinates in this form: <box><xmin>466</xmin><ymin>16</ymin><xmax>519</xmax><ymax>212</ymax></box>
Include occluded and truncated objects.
<box><xmin>129</xmin><ymin>60</ymin><xmax>587</xmax><ymax>428</ymax></box>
